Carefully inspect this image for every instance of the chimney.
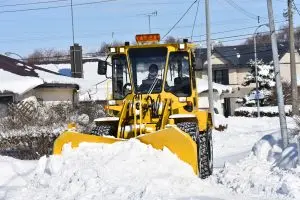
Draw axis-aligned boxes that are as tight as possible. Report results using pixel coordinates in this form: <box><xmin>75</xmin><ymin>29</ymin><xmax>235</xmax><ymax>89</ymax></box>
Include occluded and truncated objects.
<box><xmin>70</xmin><ymin>43</ymin><xmax>83</xmax><ymax>78</ymax></box>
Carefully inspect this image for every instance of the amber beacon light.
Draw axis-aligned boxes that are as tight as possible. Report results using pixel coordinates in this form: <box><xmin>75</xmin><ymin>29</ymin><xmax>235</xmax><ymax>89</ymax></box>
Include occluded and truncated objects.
<box><xmin>135</xmin><ymin>34</ymin><xmax>160</xmax><ymax>43</ymax></box>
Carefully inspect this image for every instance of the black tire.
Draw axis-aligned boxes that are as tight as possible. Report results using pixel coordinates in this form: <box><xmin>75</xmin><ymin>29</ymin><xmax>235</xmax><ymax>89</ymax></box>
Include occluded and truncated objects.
<box><xmin>90</xmin><ymin>124</ymin><xmax>116</xmax><ymax>137</ymax></box>
<box><xmin>176</xmin><ymin>122</ymin><xmax>198</xmax><ymax>140</ymax></box>
<box><xmin>197</xmin><ymin>128</ymin><xmax>213</xmax><ymax>179</ymax></box>
<box><xmin>176</xmin><ymin>122</ymin><xmax>213</xmax><ymax>179</ymax></box>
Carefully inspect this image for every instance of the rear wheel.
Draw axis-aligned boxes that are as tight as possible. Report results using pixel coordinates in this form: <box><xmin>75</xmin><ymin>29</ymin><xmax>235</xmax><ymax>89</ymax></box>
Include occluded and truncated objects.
<box><xmin>90</xmin><ymin>124</ymin><xmax>116</xmax><ymax>137</ymax></box>
<box><xmin>176</xmin><ymin>121</ymin><xmax>213</xmax><ymax>179</ymax></box>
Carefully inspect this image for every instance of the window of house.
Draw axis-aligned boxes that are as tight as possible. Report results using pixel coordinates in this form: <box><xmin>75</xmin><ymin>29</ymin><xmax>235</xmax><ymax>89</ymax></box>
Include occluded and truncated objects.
<box><xmin>0</xmin><ymin>95</ymin><xmax>13</xmax><ymax>104</ymax></box>
<box><xmin>213</xmin><ymin>69</ymin><xmax>229</xmax><ymax>85</ymax></box>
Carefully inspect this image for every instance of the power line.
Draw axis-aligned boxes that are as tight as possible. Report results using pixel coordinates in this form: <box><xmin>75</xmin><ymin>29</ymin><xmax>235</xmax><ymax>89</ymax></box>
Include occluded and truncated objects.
<box><xmin>224</xmin><ymin>0</ymin><xmax>261</xmax><ymax>21</ymax></box>
<box><xmin>191</xmin><ymin>0</ymin><xmax>200</xmax><ymax>41</ymax></box>
<box><xmin>292</xmin><ymin>0</ymin><xmax>300</xmax><ymax>16</ymax></box>
<box><xmin>0</xmin><ymin>0</ymin><xmax>117</xmax><ymax>14</ymax></box>
<box><xmin>0</xmin><ymin>0</ymin><xmax>68</xmax><ymax>8</ymax></box>
<box><xmin>162</xmin><ymin>0</ymin><xmax>197</xmax><ymax>40</ymax></box>
<box><xmin>0</xmin><ymin>20</ymin><xmax>288</xmax><ymax>44</ymax></box>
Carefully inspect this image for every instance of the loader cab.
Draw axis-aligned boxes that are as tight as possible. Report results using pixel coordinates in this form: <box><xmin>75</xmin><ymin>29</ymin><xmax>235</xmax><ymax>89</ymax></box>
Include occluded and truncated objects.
<box><xmin>98</xmin><ymin>34</ymin><xmax>198</xmax><ymax>113</ymax></box>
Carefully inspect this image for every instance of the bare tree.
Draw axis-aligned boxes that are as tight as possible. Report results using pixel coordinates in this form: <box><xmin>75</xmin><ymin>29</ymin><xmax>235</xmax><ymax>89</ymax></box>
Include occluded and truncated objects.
<box><xmin>164</xmin><ymin>36</ymin><xmax>181</xmax><ymax>44</ymax></box>
<box><xmin>27</xmin><ymin>48</ymin><xmax>68</xmax><ymax>64</ymax></box>
<box><xmin>244</xmin><ymin>25</ymin><xmax>300</xmax><ymax>46</ymax></box>
<box><xmin>96</xmin><ymin>41</ymin><xmax>124</xmax><ymax>55</ymax></box>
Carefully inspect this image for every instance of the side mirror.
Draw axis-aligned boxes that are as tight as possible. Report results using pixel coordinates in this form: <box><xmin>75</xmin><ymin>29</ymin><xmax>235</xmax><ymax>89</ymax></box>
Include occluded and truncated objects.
<box><xmin>98</xmin><ymin>60</ymin><xmax>107</xmax><ymax>75</ymax></box>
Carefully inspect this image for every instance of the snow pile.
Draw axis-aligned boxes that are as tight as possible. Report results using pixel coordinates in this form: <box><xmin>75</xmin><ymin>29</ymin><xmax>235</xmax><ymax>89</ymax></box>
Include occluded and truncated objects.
<box><xmin>5</xmin><ymin>140</ymin><xmax>240</xmax><ymax>200</ymax></box>
<box><xmin>0</xmin><ymin>156</ymin><xmax>37</xmax><ymax>199</ymax></box>
<box><xmin>252</xmin><ymin>132</ymin><xmax>299</xmax><ymax>169</ymax></box>
<box><xmin>215</xmin><ymin>119</ymin><xmax>300</xmax><ymax>199</ymax></box>
<box><xmin>216</xmin><ymin>155</ymin><xmax>300</xmax><ymax>199</ymax></box>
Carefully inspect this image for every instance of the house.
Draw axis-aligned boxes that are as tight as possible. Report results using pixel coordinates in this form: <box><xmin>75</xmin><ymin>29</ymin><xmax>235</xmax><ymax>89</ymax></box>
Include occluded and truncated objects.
<box><xmin>195</xmin><ymin>42</ymin><xmax>300</xmax><ymax>115</ymax></box>
<box><xmin>196</xmin><ymin>78</ymin><xmax>232</xmax><ymax>117</ymax></box>
<box><xmin>0</xmin><ymin>55</ymin><xmax>80</xmax><ymax>107</ymax></box>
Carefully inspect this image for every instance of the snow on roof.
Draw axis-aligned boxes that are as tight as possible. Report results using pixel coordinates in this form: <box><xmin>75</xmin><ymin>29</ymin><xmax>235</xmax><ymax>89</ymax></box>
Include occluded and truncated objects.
<box><xmin>196</xmin><ymin>78</ymin><xmax>232</xmax><ymax>95</ymax></box>
<box><xmin>0</xmin><ymin>69</ymin><xmax>44</xmax><ymax>94</ymax></box>
<box><xmin>37</xmin><ymin>61</ymin><xmax>110</xmax><ymax>101</ymax></box>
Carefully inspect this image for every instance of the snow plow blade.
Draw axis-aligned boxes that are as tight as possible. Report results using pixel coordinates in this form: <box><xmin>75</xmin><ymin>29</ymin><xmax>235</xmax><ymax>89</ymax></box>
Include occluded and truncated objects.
<box><xmin>53</xmin><ymin>127</ymin><xmax>198</xmax><ymax>175</ymax></box>
<box><xmin>53</xmin><ymin>132</ymin><xmax>124</xmax><ymax>154</ymax></box>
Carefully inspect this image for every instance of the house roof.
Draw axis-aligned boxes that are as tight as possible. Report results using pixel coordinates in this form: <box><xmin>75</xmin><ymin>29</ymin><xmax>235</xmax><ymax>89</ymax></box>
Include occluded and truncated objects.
<box><xmin>195</xmin><ymin>42</ymin><xmax>291</xmax><ymax>68</ymax></box>
<box><xmin>0</xmin><ymin>54</ymin><xmax>80</xmax><ymax>95</ymax></box>
<box><xmin>0</xmin><ymin>54</ymin><xmax>62</xmax><ymax>77</ymax></box>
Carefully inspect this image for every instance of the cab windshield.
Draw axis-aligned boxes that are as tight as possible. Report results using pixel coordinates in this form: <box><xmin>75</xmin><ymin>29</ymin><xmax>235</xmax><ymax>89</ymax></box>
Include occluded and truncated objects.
<box><xmin>111</xmin><ymin>54</ymin><xmax>130</xmax><ymax>99</ymax></box>
<box><xmin>165</xmin><ymin>51</ymin><xmax>191</xmax><ymax>97</ymax></box>
<box><xmin>128</xmin><ymin>47</ymin><xmax>167</xmax><ymax>94</ymax></box>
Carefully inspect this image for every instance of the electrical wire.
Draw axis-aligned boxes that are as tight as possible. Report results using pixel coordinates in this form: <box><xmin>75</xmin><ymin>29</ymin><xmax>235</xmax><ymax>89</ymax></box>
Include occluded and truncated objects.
<box><xmin>161</xmin><ymin>0</ymin><xmax>197</xmax><ymax>40</ymax></box>
<box><xmin>0</xmin><ymin>0</ymin><xmax>117</xmax><ymax>14</ymax></box>
<box><xmin>191</xmin><ymin>0</ymin><xmax>200</xmax><ymax>41</ymax></box>
<box><xmin>224</xmin><ymin>0</ymin><xmax>261</xmax><ymax>20</ymax></box>
<box><xmin>292</xmin><ymin>0</ymin><xmax>300</xmax><ymax>16</ymax></box>
<box><xmin>0</xmin><ymin>0</ymin><xmax>68</xmax><ymax>8</ymax></box>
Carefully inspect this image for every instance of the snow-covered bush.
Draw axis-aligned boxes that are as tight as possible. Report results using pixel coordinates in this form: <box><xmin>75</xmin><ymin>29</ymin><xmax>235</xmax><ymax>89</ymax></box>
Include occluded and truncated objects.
<box><xmin>234</xmin><ymin>106</ymin><xmax>293</xmax><ymax>117</ymax></box>
<box><xmin>0</xmin><ymin>100</ymin><xmax>106</xmax><ymax>159</ymax></box>
<box><xmin>237</xmin><ymin>60</ymin><xmax>275</xmax><ymax>106</ymax></box>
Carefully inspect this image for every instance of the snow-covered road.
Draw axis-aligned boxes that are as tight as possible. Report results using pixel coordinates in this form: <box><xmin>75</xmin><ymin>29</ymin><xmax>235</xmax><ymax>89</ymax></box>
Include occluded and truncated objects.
<box><xmin>0</xmin><ymin>117</ymin><xmax>299</xmax><ymax>200</ymax></box>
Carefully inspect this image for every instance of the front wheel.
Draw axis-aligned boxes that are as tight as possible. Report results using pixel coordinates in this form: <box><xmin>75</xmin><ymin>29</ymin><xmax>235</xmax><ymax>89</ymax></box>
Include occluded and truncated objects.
<box><xmin>176</xmin><ymin>122</ymin><xmax>213</xmax><ymax>179</ymax></box>
<box><xmin>197</xmin><ymin>128</ymin><xmax>213</xmax><ymax>179</ymax></box>
<box><xmin>90</xmin><ymin>124</ymin><xmax>116</xmax><ymax>137</ymax></box>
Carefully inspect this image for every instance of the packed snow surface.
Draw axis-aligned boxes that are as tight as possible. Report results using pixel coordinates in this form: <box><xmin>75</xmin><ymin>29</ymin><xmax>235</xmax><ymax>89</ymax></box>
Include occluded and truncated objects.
<box><xmin>4</xmin><ymin>141</ymin><xmax>241</xmax><ymax>200</ymax></box>
<box><xmin>1</xmin><ymin>117</ymin><xmax>299</xmax><ymax>200</ymax></box>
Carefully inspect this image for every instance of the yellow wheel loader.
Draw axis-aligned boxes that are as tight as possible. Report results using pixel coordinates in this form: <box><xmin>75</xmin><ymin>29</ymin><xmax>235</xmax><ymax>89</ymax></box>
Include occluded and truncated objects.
<box><xmin>53</xmin><ymin>34</ymin><xmax>213</xmax><ymax>179</ymax></box>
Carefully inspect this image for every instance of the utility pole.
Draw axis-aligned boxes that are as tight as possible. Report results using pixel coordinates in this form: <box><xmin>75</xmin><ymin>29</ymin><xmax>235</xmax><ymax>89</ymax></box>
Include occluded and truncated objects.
<box><xmin>267</xmin><ymin>0</ymin><xmax>289</xmax><ymax>148</ymax></box>
<box><xmin>146</xmin><ymin>11</ymin><xmax>157</xmax><ymax>33</ymax></box>
<box><xmin>288</xmin><ymin>0</ymin><xmax>299</xmax><ymax>115</ymax></box>
<box><xmin>205</xmin><ymin>0</ymin><xmax>214</xmax><ymax>125</ymax></box>
<box><xmin>70</xmin><ymin>0</ymin><xmax>75</xmax><ymax>45</ymax></box>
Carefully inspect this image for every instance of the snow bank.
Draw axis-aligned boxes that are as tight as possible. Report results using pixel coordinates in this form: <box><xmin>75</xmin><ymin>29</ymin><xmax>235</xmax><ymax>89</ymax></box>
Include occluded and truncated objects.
<box><xmin>0</xmin><ymin>156</ymin><xmax>37</xmax><ymax>199</ymax></box>
<box><xmin>216</xmin><ymin>155</ymin><xmax>300</xmax><ymax>199</ymax></box>
<box><xmin>252</xmin><ymin>132</ymin><xmax>299</xmax><ymax>169</ymax></box>
<box><xmin>6</xmin><ymin>140</ymin><xmax>240</xmax><ymax>200</ymax></box>
<box><xmin>214</xmin><ymin>117</ymin><xmax>300</xmax><ymax>199</ymax></box>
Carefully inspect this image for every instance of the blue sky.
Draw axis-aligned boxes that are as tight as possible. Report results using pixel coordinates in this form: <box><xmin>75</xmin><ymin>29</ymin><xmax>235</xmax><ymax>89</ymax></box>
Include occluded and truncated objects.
<box><xmin>0</xmin><ymin>0</ymin><xmax>299</xmax><ymax>57</ymax></box>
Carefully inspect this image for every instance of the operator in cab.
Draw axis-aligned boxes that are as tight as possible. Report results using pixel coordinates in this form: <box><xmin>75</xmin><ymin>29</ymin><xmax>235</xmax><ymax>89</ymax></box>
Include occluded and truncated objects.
<box><xmin>139</xmin><ymin>64</ymin><xmax>163</xmax><ymax>93</ymax></box>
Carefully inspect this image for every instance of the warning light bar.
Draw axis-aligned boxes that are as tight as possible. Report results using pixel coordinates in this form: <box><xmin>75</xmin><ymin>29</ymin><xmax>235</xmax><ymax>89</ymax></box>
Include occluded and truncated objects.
<box><xmin>135</xmin><ymin>34</ymin><xmax>160</xmax><ymax>43</ymax></box>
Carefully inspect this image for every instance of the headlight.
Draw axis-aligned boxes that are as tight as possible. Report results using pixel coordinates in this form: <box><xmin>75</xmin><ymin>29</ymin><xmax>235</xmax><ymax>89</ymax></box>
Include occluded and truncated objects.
<box><xmin>110</xmin><ymin>47</ymin><xmax>116</xmax><ymax>53</ymax></box>
<box><xmin>178</xmin><ymin>97</ymin><xmax>187</xmax><ymax>102</ymax></box>
<box><xmin>119</xmin><ymin>47</ymin><xmax>125</xmax><ymax>53</ymax></box>
<box><xmin>179</xmin><ymin>43</ymin><xmax>186</xmax><ymax>50</ymax></box>
<box><xmin>108</xmin><ymin>100</ymin><xmax>117</xmax><ymax>105</ymax></box>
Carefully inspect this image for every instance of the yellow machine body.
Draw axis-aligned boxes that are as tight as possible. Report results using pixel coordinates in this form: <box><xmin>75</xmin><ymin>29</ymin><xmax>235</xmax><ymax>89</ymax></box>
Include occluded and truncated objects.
<box><xmin>53</xmin><ymin>37</ymin><xmax>212</xmax><ymax>176</ymax></box>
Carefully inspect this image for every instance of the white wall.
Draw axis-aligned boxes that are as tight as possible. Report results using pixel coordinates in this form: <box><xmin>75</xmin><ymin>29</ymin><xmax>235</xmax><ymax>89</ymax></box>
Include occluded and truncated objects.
<box><xmin>198</xmin><ymin>91</ymin><xmax>224</xmax><ymax>115</ymax></box>
<box><xmin>279</xmin><ymin>52</ymin><xmax>300</xmax><ymax>82</ymax></box>
<box><xmin>22</xmin><ymin>88</ymin><xmax>77</xmax><ymax>102</ymax></box>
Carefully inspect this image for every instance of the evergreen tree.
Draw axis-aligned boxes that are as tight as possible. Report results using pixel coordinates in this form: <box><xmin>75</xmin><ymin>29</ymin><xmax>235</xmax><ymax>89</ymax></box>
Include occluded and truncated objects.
<box><xmin>237</xmin><ymin>60</ymin><xmax>275</xmax><ymax>106</ymax></box>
